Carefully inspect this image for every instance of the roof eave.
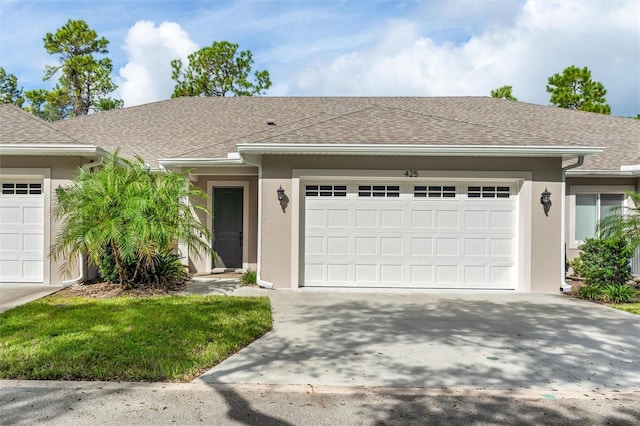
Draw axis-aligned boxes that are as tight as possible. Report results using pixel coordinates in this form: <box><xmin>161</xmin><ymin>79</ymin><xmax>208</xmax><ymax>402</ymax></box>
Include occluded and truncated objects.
<box><xmin>0</xmin><ymin>144</ymin><xmax>107</xmax><ymax>157</ymax></box>
<box><xmin>236</xmin><ymin>143</ymin><xmax>604</xmax><ymax>160</ymax></box>
<box><xmin>158</xmin><ymin>157</ymin><xmax>251</xmax><ymax>168</ymax></box>
<box><xmin>566</xmin><ymin>168</ymin><xmax>640</xmax><ymax>177</ymax></box>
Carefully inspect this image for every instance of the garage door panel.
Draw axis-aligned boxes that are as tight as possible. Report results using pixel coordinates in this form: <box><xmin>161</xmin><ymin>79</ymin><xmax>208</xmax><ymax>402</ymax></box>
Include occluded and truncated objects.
<box><xmin>410</xmin><ymin>210</ymin><xmax>434</xmax><ymax>228</ymax></box>
<box><xmin>303</xmin><ymin>181</ymin><xmax>517</xmax><ymax>289</ymax></box>
<box><xmin>0</xmin><ymin>206</ymin><xmax>21</xmax><ymax>224</ymax></box>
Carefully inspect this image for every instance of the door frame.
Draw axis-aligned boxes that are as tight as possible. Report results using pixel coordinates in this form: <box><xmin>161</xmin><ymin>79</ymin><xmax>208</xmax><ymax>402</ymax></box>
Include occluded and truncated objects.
<box><xmin>206</xmin><ymin>181</ymin><xmax>250</xmax><ymax>272</ymax></box>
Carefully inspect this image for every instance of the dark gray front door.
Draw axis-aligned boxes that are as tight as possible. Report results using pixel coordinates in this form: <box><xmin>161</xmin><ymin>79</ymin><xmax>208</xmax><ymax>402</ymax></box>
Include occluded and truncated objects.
<box><xmin>213</xmin><ymin>187</ymin><xmax>243</xmax><ymax>268</ymax></box>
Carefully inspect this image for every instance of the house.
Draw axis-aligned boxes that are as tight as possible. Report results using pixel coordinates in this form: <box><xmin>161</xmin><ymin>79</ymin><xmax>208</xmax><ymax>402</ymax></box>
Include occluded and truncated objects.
<box><xmin>1</xmin><ymin>97</ymin><xmax>638</xmax><ymax>292</ymax></box>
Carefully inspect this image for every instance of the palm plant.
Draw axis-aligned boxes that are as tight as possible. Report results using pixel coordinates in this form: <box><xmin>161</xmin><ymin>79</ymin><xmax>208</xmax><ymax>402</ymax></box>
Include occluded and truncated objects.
<box><xmin>51</xmin><ymin>150</ymin><xmax>211</xmax><ymax>287</ymax></box>
<box><xmin>598</xmin><ymin>191</ymin><xmax>640</xmax><ymax>249</ymax></box>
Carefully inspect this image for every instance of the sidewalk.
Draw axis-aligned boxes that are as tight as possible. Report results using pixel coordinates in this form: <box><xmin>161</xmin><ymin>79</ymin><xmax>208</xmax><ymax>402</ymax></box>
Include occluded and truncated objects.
<box><xmin>1</xmin><ymin>381</ymin><xmax>638</xmax><ymax>425</ymax></box>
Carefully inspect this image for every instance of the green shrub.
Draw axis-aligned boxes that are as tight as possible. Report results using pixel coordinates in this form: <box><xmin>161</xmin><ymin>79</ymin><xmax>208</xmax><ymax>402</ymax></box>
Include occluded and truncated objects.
<box><xmin>97</xmin><ymin>244</ymin><xmax>136</xmax><ymax>283</ymax></box>
<box><xmin>602</xmin><ymin>284</ymin><xmax>637</xmax><ymax>303</ymax></box>
<box><xmin>98</xmin><ymin>246</ymin><xmax>186</xmax><ymax>287</ymax></box>
<box><xmin>151</xmin><ymin>252</ymin><xmax>188</xmax><ymax>285</ymax></box>
<box><xmin>576</xmin><ymin>285</ymin><xmax>604</xmax><ymax>300</ymax></box>
<box><xmin>241</xmin><ymin>269</ymin><xmax>257</xmax><ymax>285</ymax></box>
<box><xmin>570</xmin><ymin>238</ymin><xmax>633</xmax><ymax>287</ymax></box>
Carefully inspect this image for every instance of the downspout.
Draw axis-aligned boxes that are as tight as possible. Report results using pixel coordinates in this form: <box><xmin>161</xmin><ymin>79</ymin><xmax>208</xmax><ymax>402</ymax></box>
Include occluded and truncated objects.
<box><xmin>62</xmin><ymin>156</ymin><xmax>104</xmax><ymax>287</ymax></box>
<box><xmin>236</xmin><ymin>153</ymin><xmax>274</xmax><ymax>289</ymax></box>
<box><xmin>559</xmin><ymin>156</ymin><xmax>584</xmax><ymax>293</ymax></box>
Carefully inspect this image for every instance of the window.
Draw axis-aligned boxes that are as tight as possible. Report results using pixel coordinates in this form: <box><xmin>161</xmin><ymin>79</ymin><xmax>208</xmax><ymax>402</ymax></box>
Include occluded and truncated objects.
<box><xmin>1</xmin><ymin>182</ymin><xmax>43</xmax><ymax>195</ymax></box>
<box><xmin>305</xmin><ymin>185</ymin><xmax>347</xmax><ymax>197</ymax></box>
<box><xmin>358</xmin><ymin>185</ymin><xmax>400</xmax><ymax>198</ymax></box>
<box><xmin>575</xmin><ymin>193</ymin><xmax>623</xmax><ymax>241</ymax></box>
<box><xmin>414</xmin><ymin>185</ymin><xmax>456</xmax><ymax>198</ymax></box>
<box><xmin>467</xmin><ymin>186</ymin><xmax>510</xmax><ymax>198</ymax></box>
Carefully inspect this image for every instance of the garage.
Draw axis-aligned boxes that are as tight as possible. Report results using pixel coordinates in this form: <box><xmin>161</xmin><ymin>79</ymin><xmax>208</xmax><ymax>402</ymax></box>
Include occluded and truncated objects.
<box><xmin>0</xmin><ymin>182</ymin><xmax>45</xmax><ymax>283</ymax></box>
<box><xmin>303</xmin><ymin>180</ymin><xmax>518</xmax><ymax>289</ymax></box>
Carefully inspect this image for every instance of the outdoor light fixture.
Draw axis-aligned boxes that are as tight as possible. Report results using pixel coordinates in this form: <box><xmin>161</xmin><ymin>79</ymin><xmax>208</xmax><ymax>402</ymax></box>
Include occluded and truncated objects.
<box><xmin>540</xmin><ymin>188</ymin><xmax>552</xmax><ymax>216</ymax></box>
<box><xmin>277</xmin><ymin>185</ymin><xmax>288</xmax><ymax>212</ymax></box>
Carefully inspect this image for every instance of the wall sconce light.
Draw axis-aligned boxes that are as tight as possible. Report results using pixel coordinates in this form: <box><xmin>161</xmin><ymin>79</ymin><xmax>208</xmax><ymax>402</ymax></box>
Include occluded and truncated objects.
<box><xmin>277</xmin><ymin>185</ymin><xmax>288</xmax><ymax>212</ymax></box>
<box><xmin>540</xmin><ymin>188</ymin><xmax>552</xmax><ymax>216</ymax></box>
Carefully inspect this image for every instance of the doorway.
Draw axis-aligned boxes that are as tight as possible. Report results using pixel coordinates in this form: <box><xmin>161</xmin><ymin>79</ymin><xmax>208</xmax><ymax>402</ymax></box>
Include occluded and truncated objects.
<box><xmin>213</xmin><ymin>187</ymin><xmax>243</xmax><ymax>269</ymax></box>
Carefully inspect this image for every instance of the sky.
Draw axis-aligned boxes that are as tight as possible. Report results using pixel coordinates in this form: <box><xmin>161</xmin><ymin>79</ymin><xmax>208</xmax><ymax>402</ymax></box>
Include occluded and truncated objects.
<box><xmin>0</xmin><ymin>0</ymin><xmax>638</xmax><ymax>117</ymax></box>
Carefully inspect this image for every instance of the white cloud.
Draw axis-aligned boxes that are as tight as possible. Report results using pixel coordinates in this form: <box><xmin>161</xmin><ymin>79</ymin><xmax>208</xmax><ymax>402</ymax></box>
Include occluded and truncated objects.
<box><xmin>291</xmin><ymin>0</ymin><xmax>640</xmax><ymax>116</ymax></box>
<box><xmin>117</xmin><ymin>21</ymin><xmax>199</xmax><ymax>107</ymax></box>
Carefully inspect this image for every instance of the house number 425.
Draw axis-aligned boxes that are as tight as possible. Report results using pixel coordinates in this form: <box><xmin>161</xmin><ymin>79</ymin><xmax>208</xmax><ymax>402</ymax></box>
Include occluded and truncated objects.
<box><xmin>404</xmin><ymin>170</ymin><xmax>419</xmax><ymax>177</ymax></box>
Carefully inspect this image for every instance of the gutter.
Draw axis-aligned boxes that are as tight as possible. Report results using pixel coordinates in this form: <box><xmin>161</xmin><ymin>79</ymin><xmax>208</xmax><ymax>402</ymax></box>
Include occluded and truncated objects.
<box><xmin>0</xmin><ymin>145</ymin><xmax>108</xmax><ymax>157</ymax></box>
<box><xmin>237</xmin><ymin>143</ymin><xmax>604</xmax><ymax>159</ymax></box>
<box><xmin>559</xmin><ymin>156</ymin><xmax>585</xmax><ymax>293</ymax></box>
<box><xmin>235</xmin><ymin>152</ymin><xmax>274</xmax><ymax>289</ymax></box>
<box><xmin>61</xmin><ymin>155</ymin><xmax>105</xmax><ymax>287</ymax></box>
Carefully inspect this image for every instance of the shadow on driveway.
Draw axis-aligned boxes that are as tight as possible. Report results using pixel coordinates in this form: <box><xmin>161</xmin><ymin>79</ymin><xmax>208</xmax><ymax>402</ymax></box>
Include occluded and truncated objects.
<box><xmin>198</xmin><ymin>291</ymin><xmax>640</xmax><ymax>392</ymax></box>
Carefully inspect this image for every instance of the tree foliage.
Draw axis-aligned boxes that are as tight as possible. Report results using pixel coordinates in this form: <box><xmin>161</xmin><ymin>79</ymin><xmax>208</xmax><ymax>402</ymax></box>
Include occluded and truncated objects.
<box><xmin>546</xmin><ymin>65</ymin><xmax>611</xmax><ymax>114</ymax></box>
<box><xmin>171</xmin><ymin>41</ymin><xmax>271</xmax><ymax>97</ymax></box>
<box><xmin>51</xmin><ymin>151</ymin><xmax>211</xmax><ymax>288</ymax></box>
<box><xmin>24</xmin><ymin>19</ymin><xmax>122</xmax><ymax>121</ymax></box>
<box><xmin>490</xmin><ymin>85</ymin><xmax>517</xmax><ymax>101</ymax></box>
<box><xmin>0</xmin><ymin>67</ymin><xmax>25</xmax><ymax>107</ymax></box>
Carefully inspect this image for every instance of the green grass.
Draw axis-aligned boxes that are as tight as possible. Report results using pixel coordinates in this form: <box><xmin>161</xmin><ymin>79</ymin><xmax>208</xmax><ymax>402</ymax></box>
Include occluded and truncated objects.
<box><xmin>0</xmin><ymin>293</ymin><xmax>272</xmax><ymax>382</ymax></box>
<box><xmin>608</xmin><ymin>302</ymin><xmax>640</xmax><ymax>315</ymax></box>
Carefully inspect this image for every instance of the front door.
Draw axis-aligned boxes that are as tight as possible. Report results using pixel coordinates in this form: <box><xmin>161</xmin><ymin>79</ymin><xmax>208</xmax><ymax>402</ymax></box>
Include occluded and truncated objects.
<box><xmin>213</xmin><ymin>187</ymin><xmax>243</xmax><ymax>269</ymax></box>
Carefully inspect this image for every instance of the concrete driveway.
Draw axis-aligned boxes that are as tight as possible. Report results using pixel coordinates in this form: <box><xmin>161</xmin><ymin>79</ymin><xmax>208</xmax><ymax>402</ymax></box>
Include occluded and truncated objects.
<box><xmin>197</xmin><ymin>290</ymin><xmax>640</xmax><ymax>393</ymax></box>
<box><xmin>0</xmin><ymin>284</ymin><xmax>63</xmax><ymax>313</ymax></box>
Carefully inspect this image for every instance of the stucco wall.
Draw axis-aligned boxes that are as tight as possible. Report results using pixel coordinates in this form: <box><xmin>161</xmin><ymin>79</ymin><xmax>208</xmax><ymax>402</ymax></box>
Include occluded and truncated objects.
<box><xmin>260</xmin><ymin>155</ymin><xmax>563</xmax><ymax>292</ymax></box>
<box><xmin>1</xmin><ymin>155</ymin><xmax>86</xmax><ymax>285</ymax></box>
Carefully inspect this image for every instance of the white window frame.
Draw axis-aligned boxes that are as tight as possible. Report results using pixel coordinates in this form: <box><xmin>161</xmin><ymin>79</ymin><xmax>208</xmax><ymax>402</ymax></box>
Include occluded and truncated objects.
<box><xmin>569</xmin><ymin>185</ymin><xmax>634</xmax><ymax>249</ymax></box>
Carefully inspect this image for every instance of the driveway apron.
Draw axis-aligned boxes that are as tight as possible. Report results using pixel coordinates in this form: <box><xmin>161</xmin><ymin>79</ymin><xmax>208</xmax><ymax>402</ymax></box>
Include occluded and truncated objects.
<box><xmin>197</xmin><ymin>291</ymin><xmax>640</xmax><ymax>392</ymax></box>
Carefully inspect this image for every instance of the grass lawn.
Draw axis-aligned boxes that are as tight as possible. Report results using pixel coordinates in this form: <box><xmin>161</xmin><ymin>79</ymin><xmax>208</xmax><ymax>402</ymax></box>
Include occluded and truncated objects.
<box><xmin>608</xmin><ymin>303</ymin><xmax>640</xmax><ymax>315</ymax></box>
<box><xmin>0</xmin><ymin>293</ymin><xmax>272</xmax><ymax>382</ymax></box>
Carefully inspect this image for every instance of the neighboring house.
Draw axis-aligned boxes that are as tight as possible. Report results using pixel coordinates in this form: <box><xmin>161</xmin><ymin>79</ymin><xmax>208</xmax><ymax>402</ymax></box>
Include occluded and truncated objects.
<box><xmin>1</xmin><ymin>98</ymin><xmax>638</xmax><ymax>292</ymax></box>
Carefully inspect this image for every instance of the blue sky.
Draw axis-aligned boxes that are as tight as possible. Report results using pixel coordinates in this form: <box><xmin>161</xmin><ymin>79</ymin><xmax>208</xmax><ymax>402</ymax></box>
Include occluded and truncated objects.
<box><xmin>1</xmin><ymin>0</ymin><xmax>638</xmax><ymax>116</ymax></box>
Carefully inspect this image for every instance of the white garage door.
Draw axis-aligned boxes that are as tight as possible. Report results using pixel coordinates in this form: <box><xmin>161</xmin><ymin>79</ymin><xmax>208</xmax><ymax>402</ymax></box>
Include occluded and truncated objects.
<box><xmin>303</xmin><ymin>181</ymin><xmax>518</xmax><ymax>289</ymax></box>
<box><xmin>0</xmin><ymin>182</ymin><xmax>44</xmax><ymax>283</ymax></box>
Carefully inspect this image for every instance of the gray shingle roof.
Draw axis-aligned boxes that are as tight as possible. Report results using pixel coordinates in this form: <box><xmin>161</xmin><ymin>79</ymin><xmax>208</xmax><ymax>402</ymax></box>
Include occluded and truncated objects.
<box><xmin>43</xmin><ymin>97</ymin><xmax>640</xmax><ymax>171</ymax></box>
<box><xmin>0</xmin><ymin>103</ymin><xmax>83</xmax><ymax>146</ymax></box>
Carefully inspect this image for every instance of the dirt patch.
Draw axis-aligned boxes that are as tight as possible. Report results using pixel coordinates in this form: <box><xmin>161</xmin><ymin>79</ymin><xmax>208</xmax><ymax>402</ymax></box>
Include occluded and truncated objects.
<box><xmin>59</xmin><ymin>280</ymin><xmax>189</xmax><ymax>299</ymax></box>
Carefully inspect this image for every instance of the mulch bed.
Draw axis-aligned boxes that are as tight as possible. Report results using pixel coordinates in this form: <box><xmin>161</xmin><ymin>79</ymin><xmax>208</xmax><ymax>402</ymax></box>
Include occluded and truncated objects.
<box><xmin>59</xmin><ymin>272</ymin><xmax>245</xmax><ymax>299</ymax></box>
<box><xmin>59</xmin><ymin>280</ymin><xmax>190</xmax><ymax>299</ymax></box>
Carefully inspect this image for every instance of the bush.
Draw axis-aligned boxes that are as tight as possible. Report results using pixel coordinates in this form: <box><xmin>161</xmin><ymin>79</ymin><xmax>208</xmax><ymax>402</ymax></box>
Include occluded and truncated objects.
<box><xmin>576</xmin><ymin>285</ymin><xmax>604</xmax><ymax>300</ymax></box>
<box><xmin>97</xmin><ymin>244</ymin><xmax>136</xmax><ymax>283</ymax></box>
<box><xmin>569</xmin><ymin>238</ymin><xmax>633</xmax><ymax>287</ymax></box>
<box><xmin>98</xmin><ymin>246</ymin><xmax>187</xmax><ymax>287</ymax></box>
<box><xmin>602</xmin><ymin>284</ymin><xmax>637</xmax><ymax>303</ymax></box>
<box><xmin>241</xmin><ymin>269</ymin><xmax>257</xmax><ymax>285</ymax></box>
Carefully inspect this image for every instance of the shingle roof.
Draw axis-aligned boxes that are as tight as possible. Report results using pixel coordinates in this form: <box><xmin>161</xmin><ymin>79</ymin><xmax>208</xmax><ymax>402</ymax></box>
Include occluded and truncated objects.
<box><xmin>0</xmin><ymin>103</ymin><xmax>83</xmax><ymax>146</ymax></box>
<box><xmin>47</xmin><ymin>97</ymin><xmax>640</xmax><ymax>171</ymax></box>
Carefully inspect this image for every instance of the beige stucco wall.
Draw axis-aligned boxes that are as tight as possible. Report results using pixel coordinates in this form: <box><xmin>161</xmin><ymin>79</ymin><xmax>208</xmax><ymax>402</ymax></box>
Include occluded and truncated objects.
<box><xmin>190</xmin><ymin>173</ymin><xmax>259</xmax><ymax>274</ymax></box>
<box><xmin>0</xmin><ymin>155</ymin><xmax>86</xmax><ymax>285</ymax></box>
<box><xmin>564</xmin><ymin>176</ymin><xmax>640</xmax><ymax>263</ymax></box>
<box><xmin>259</xmin><ymin>155</ymin><xmax>563</xmax><ymax>292</ymax></box>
